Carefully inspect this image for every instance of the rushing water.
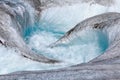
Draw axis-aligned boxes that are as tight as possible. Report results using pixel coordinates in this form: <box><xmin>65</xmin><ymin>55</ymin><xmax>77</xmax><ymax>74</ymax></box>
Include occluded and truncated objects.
<box><xmin>24</xmin><ymin>22</ymin><xmax>108</xmax><ymax>63</ymax></box>
<box><xmin>1</xmin><ymin>0</ymin><xmax>120</xmax><ymax>74</ymax></box>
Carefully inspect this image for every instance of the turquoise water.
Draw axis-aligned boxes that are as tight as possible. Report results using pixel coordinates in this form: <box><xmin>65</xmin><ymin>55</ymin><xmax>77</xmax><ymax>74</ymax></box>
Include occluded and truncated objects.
<box><xmin>0</xmin><ymin>1</ymin><xmax>112</xmax><ymax>74</ymax></box>
<box><xmin>23</xmin><ymin>22</ymin><xmax>65</xmax><ymax>41</ymax></box>
<box><xmin>23</xmin><ymin>21</ymin><xmax>108</xmax><ymax>63</ymax></box>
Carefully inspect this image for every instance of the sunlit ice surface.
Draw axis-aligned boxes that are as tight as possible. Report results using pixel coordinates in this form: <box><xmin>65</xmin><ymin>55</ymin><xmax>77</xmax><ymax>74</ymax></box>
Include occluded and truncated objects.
<box><xmin>1</xmin><ymin>0</ymin><xmax>120</xmax><ymax>74</ymax></box>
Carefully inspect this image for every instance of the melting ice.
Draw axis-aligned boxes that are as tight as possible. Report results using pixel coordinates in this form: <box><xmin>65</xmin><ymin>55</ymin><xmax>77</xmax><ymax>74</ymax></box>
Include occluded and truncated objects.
<box><xmin>1</xmin><ymin>0</ymin><xmax>120</xmax><ymax>74</ymax></box>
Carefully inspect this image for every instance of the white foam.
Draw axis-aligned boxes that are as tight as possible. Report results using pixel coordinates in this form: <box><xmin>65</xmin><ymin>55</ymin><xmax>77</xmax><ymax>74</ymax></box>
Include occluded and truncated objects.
<box><xmin>40</xmin><ymin>3</ymin><xmax>107</xmax><ymax>32</ymax></box>
<box><xmin>29</xmin><ymin>29</ymin><xmax>105</xmax><ymax>63</ymax></box>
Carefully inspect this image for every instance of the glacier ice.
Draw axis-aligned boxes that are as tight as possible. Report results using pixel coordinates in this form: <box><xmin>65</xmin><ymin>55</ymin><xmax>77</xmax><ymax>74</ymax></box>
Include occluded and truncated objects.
<box><xmin>0</xmin><ymin>0</ymin><xmax>120</xmax><ymax>75</ymax></box>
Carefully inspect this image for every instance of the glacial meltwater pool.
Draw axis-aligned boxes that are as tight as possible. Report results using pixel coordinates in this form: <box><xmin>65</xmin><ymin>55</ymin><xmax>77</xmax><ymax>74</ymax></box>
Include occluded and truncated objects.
<box><xmin>0</xmin><ymin>21</ymin><xmax>108</xmax><ymax>74</ymax></box>
<box><xmin>24</xmin><ymin>22</ymin><xmax>108</xmax><ymax>63</ymax></box>
<box><xmin>0</xmin><ymin>1</ymin><xmax>112</xmax><ymax>74</ymax></box>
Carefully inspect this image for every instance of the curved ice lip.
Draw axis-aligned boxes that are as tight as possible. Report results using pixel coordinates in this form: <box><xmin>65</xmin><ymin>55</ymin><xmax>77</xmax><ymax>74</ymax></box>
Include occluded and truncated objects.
<box><xmin>50</xmin><ymin>12</ymin><xmax>120</xmax><ymax>62</ymax></box>
<box><xmin>50</xmin><ymin>12</ymin><xmax>120</xmax><ymax>63</ymax></box>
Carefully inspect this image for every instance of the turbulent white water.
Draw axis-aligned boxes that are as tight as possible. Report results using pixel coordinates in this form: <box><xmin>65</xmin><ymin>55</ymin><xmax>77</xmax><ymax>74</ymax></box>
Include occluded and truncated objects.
<box><xmin>0</xmin><ymin>0</ymin><xmax>120</xmax><ymax>74</ymax></box>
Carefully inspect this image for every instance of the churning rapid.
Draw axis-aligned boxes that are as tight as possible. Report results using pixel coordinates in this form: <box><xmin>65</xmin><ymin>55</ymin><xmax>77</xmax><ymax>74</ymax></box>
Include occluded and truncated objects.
<box><xmin>0</xmin><ymin>0</ymin><xmax>120</xmax><ymax>74</ymax></box>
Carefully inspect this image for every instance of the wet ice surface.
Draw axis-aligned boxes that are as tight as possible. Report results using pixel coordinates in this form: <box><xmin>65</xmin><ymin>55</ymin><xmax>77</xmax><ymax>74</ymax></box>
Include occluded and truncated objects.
<box><xmin>0</xmin><ymin>22</ymin><xmax>108</xmax><ymax>74</ymax></box>
<box><xmin>2</xmin><ymin>1</ymin><xmax>120</xmax><ymax>74</ymax></box>
<box><xmin>26</xmin><ymin>23</ymin><xmax>108</xmax><ymax>64</ymax></box>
